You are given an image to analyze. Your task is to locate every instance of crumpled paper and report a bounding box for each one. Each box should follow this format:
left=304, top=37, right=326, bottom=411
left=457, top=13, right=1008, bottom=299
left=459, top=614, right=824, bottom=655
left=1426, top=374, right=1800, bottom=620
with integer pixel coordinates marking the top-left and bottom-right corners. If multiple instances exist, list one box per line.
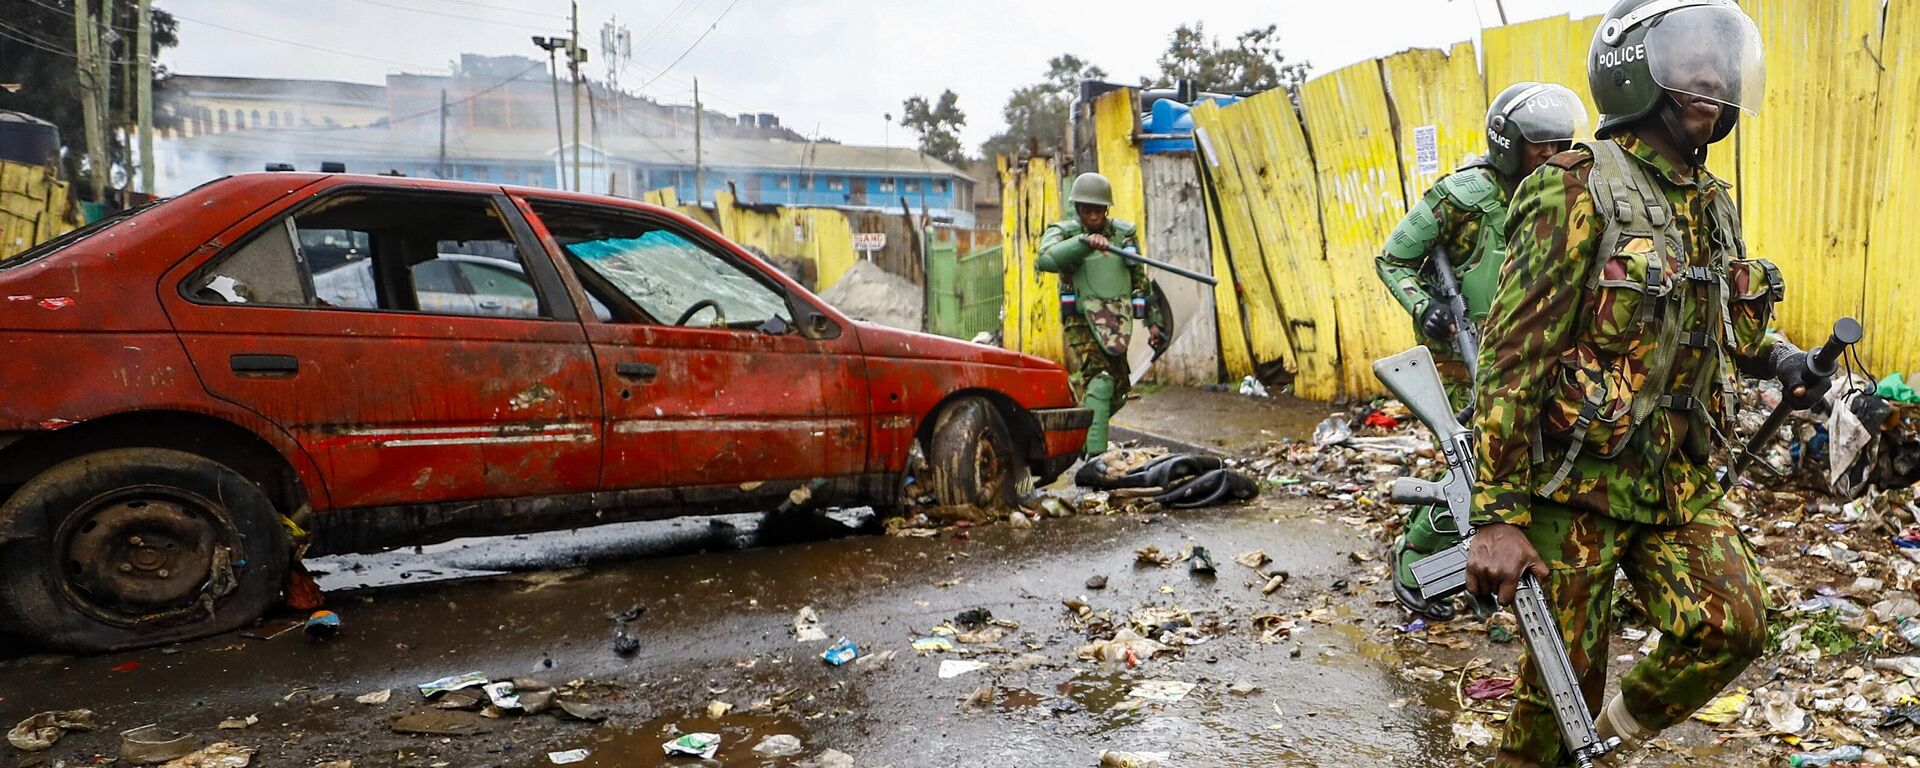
left=7, top=709, right=98, bottom=752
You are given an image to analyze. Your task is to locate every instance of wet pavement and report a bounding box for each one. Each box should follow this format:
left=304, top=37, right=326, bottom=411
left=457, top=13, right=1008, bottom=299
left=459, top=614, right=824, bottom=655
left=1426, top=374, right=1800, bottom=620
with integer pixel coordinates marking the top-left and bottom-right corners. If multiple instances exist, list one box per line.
left=0, top=387, right=1761, bottom=767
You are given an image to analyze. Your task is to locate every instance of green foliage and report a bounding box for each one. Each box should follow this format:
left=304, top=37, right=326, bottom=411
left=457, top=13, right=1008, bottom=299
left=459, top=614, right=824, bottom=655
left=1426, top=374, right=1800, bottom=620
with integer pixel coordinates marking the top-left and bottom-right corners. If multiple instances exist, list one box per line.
left=1144, top=22, right=1310, bottom=95
left=979, top=54, right=1106, bottom=160
left=900, top=89, right=968, bottom=167
left=1798, top=611, right=1858, bottom=657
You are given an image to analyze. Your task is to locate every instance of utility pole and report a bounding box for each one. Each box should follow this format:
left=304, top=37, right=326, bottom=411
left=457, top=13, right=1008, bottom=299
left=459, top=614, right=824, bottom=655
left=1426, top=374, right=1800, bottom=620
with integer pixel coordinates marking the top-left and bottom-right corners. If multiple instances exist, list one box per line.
left=693, top=77, right=703, bottom=207
left=137, top=0, right=154, bottom=194
left=569, top=1, right=581, bottom=194
left=73, top=0, right=106, bottom=202
left=1491, top=0, right=1509, bottom=25
left=533, top=36, right=567, bottom=190
left=437, top=89, right=449, bottom=179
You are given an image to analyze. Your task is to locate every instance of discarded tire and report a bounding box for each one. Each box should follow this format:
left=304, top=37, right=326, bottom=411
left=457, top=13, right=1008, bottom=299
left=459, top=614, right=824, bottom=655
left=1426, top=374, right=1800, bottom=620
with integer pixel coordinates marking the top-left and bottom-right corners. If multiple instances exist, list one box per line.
left=0, top=448, right=290, bottom=652
left=925, top=397, right=1025, bottom=509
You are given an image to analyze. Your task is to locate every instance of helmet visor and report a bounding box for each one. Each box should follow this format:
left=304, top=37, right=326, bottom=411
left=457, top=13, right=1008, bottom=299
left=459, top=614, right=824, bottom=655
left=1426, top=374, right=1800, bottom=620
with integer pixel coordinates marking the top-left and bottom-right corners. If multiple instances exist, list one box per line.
left=1508, top=84, right=1591, bottom=143
left=1645, top=4, right=1766, bottom=114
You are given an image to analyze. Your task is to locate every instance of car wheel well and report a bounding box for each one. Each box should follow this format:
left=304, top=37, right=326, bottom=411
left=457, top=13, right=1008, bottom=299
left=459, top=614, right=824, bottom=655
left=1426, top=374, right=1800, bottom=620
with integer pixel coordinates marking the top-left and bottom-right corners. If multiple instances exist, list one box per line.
left=917, top=389, right=1044, bottom=470
left=0, top=411, right=308, bottom=517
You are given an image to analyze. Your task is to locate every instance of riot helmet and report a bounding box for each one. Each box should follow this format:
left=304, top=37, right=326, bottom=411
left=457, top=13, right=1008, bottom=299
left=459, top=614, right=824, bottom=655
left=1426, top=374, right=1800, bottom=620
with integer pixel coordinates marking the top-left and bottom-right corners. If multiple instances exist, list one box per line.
left=1485, top=82, right=1590, bottom=177
left=1068, top=173, right=1115, bottom=208
left=1589, top=0, right=1765, bottom=144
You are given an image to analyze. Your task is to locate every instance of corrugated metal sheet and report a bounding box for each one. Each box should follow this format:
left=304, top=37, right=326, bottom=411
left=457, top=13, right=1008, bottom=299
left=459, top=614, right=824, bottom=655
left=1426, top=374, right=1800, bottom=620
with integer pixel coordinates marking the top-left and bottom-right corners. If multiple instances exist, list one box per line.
left=706, top=190, right=861, bottom=293
left=1188, top=99, right=1300, bottom=378
left=1204, top=173, right=1256, bottom=381
left=1480, top=14, right=1602, bottom=133
left=0, top=161, right=77, bottom=260
left=1238, top=90, right=1343, bottom=398
left=1381, top=43, right=1489, bottom=205
left=1302, top=60, right=1420, bottom=397
left=999, top=155, right=1065, bottom=362
left=1741, top=0, right=1883, bottom=360
left=1142, top=153, right=1220, bottom=386
left=1863, top=0, right=1917, bottom=372
left=1093, top=89, right=1147, bottom=231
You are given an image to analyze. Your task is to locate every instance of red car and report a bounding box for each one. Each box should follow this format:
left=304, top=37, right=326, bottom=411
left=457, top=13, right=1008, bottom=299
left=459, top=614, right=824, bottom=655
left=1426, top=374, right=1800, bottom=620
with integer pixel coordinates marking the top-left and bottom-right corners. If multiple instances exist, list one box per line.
left=0, top=173, right=1088, bottom=652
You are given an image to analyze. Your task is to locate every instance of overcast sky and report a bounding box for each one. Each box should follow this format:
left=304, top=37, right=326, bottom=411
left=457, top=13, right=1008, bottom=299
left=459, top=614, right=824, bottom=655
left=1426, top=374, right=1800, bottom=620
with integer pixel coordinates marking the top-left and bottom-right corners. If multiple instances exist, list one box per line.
left=156, top=0, right=1614, bottom=151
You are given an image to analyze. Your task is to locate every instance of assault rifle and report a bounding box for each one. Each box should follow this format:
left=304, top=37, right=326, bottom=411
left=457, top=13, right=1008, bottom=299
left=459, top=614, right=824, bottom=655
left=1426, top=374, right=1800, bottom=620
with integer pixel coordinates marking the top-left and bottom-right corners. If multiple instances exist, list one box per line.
left=1374, top=346, right=1617, bottom=768
left=1429, top=246, right=1480, bottom=382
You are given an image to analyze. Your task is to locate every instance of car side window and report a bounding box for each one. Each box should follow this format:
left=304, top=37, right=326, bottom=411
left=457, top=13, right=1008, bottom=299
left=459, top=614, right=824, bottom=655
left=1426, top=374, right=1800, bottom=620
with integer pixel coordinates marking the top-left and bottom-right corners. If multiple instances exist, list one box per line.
left=190, top=191, right=552, bottom=319
left=529, top=200, right=792, bottom=332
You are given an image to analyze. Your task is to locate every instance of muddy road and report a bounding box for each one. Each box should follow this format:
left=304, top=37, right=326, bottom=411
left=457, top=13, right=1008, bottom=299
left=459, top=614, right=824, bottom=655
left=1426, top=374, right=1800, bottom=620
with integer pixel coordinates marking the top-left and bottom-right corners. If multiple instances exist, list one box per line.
left=0, top=390, right=1761, bottom=767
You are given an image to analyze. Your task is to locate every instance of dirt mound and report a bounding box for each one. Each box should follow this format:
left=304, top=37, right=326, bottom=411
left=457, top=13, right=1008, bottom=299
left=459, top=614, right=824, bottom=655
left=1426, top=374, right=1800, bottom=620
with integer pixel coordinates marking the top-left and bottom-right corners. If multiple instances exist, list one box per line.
left=819, top=260, right=922, bottom=331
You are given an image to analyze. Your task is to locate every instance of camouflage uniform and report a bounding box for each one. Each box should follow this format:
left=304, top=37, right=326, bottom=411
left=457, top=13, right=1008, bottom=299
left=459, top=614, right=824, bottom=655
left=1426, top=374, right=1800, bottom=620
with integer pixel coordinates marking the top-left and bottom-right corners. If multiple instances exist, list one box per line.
left=1473, top=134, right=1779, bottom=766
left=1037, top=218, right=1155, bottom=454
left=1376, top=162, right=1512, bottom=412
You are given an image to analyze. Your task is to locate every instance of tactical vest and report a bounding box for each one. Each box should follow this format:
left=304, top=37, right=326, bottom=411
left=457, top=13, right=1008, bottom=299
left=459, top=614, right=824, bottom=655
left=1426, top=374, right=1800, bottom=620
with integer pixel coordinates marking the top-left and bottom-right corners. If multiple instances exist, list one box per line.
left=1434, top=163, right=1508, bottom=320
left=1535, top=139, right=1779, bottom=495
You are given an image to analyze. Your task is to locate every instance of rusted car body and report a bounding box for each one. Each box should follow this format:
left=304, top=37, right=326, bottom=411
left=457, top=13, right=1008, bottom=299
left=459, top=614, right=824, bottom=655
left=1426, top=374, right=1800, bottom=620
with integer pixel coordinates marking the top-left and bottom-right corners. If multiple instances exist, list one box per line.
left=0, top=173, right=1087, bottom=651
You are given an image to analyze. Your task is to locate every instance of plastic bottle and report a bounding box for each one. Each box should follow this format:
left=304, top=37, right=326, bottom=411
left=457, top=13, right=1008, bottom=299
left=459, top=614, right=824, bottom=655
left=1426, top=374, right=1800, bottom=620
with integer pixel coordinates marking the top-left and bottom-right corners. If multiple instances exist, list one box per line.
left=1787, top=745, right=1864, bottom=767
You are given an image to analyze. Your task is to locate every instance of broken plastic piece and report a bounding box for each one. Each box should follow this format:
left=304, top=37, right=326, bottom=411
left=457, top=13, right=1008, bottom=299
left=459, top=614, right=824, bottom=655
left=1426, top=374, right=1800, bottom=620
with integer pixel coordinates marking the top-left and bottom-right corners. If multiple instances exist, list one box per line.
left=662, top=732, right=721, bottom=759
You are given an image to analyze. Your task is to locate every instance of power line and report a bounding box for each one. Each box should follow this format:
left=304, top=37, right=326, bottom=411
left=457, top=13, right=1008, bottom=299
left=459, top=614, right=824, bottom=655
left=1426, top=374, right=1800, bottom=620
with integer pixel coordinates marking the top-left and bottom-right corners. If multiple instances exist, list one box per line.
left=635, top=0, right=743, bottom=91
left=631, top=0, right=707, bottom=51
left=339, top=0, right=564, bottom=32
left=169, top=13, right=444, bottom=69
left=19, top=0, right=138, bottom=34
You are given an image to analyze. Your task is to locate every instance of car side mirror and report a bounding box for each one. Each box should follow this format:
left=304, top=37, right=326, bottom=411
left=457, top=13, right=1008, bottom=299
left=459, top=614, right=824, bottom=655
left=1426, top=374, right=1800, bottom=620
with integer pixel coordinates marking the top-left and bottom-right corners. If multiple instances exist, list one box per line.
left=809, top=313, right=833, bottom=336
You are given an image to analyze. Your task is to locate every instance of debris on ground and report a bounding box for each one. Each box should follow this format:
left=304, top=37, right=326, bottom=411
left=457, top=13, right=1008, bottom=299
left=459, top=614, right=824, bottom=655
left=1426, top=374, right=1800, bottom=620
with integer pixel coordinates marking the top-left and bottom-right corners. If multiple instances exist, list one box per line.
left=937, top=660, right=989, bottom=678
left=8, top=709, right=97, bottom=752
left=1125, top=680, right=1196, bottom=704
left=355, top=689, right=391, bottom=705
left=662, top=732, right=722, bottom=759
left=1077, top=629, right=1171, bottom=665
left=1101, top=750, right=1170, bottom=767
left=304, top=609, right=342, bottom=641
left=216, top=714, right=258, bottom=730
left=159, top=742, right=255, bottom=768
left=821, top=637, right=860, bottom=665
left=547, top=748, right=590, bottom=764
left=121, top=724, right=198, bottom=764
left=1233, top=550, right=1270, bottom=569
left=1086, top=574, right=1109, bottom=590
left=418, top=672, right=489, bottom=698
left=1184, top=545, right=1217, bottom=574
left=793, top=606, right=829, bottom=642
left=818, top=260, right=923, bottom=331
left=752, top=734, right=804, bottom=758
left=612, top=628, right=640, bottom=656
left=389, top=710, right=487, bottom=736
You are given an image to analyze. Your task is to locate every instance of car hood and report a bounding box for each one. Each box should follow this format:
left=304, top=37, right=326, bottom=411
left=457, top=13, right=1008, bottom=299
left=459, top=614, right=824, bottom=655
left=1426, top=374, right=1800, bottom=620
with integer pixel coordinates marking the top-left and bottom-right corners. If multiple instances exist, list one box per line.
left=852, top=321, right=1059, bottom=369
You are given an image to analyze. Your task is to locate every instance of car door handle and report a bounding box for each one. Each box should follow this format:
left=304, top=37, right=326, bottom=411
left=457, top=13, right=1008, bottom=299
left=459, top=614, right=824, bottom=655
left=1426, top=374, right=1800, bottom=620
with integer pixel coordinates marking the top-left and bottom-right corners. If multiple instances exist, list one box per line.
left=230, top=354, right=299, bottom=376
left=615, top=362, right=658, bottom=381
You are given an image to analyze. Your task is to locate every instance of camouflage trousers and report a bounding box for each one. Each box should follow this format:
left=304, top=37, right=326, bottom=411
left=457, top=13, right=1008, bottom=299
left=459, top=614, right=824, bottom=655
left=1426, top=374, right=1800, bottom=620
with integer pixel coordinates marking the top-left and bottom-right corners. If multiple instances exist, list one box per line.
left=1064, top=311, right=1132, bottom=409
left=1495, top=497, right=1768, bottom=767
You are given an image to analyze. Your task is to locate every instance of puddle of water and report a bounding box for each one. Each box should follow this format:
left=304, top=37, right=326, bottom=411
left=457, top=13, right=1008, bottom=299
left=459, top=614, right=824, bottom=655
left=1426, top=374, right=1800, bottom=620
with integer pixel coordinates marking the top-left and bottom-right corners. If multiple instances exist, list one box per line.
left=572, top=711, right=812, bottom=767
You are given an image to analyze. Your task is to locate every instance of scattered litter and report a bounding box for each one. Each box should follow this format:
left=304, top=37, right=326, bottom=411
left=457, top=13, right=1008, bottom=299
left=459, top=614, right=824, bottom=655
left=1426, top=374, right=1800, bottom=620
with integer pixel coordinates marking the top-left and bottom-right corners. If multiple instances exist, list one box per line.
left=112, top=661, right=140, bottom=672
left=1692, top=688, right=1749, bottom=724
left=1078, top=629, right=1173, bottom=665
left=1465, top=677, right=1516, bottom=701
left=1239, top=375, right=1269, bottom=397
left=854, top=649, right=897, bottom=671
left=1788, top=745, right=1865, bottom=767
left=912, top=637, right=955, bottom=653
left=1086, top=574, right=1109, bottom=590
left=954, top=607, right=993, bottom=629
left=355, top=689, right=392, bottom=705
left=613, top=628, right=640, bottom=656
left=1101, top=750, right=1169, bottom=767
left=1185, top=545, right=1217, bottom=574
left=8, top=709, right=97, bottom=752
left=1759, top=687, right=1808, bottom=734
left=418, top=671, right=489, bottom=698
left=1126, top=680, right=1196, bottom=703
left=159, top=742, right=254, bottom=768
left=1451, top=715, right=1496, bottom=749
left=1229, top=681, right=1260, bottom=696
left=793, top=606, right=828, bottom=642
left=825, top=506, right=876, bottom=529
left=557, top=700, right=607, bottom=721
left=811, top=748, right=856, bottom=768
left=389, top=710, right=486, bottom=736
left=961, top=682, right=996, bottom=709
left=608, top=603, right=647, bottom=623
left=821, top=637, right=860, bottom=665
left=1875, top=657, right=1920, bottom=677
left=1401, top=666, right=1447, bottom=683
left=1134, top=545, right=1175, bottom=567
left=121, top=724, right=198, bottom=764
left=1233, top=550, right=1270, bottom=569
left=752, top=734, right=804, bottom=758
left=482, top=681, right=523, bottom=710
left=215, top=714, right=258, bottom=730
left=304, top=610, right=341, bottom=641
left=662, top=732, right=722, bottom=760
left=957, top=627, right=1007, bottom=644
left=548, top=749, right=590, bottom=765
left=938, top=660, right=989, bottom=679
left=1261, top=573, right=1289, bottom=595
left=706, top=700, right=733, bottom=718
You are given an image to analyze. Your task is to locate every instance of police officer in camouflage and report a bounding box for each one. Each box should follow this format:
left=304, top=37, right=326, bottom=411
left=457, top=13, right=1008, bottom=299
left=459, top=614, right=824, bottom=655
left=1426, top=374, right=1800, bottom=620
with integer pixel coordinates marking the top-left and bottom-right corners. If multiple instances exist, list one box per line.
left=1038, top=173, right=1165, bottom=456
left=1468, top=2, right=1830, bottom=765
left=1377, top=82, right=1588, bottom=620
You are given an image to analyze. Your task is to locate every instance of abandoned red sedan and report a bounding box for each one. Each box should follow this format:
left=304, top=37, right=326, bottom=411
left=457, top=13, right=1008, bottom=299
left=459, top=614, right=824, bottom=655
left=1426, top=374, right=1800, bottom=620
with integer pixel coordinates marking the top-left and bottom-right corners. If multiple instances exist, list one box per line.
left=0, top=173, right=1088, bottom=652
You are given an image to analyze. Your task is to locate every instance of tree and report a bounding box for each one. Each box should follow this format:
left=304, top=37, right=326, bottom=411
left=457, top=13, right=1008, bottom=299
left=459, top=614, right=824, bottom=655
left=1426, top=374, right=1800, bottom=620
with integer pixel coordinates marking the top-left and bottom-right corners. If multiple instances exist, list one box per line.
left=0, top=1, right=179, bottom=196
left=980, top=54, right=1105, bottom=160
left=1147, top=22, right=1310, bottom=95
left=899, top=89, right=968, bottom=167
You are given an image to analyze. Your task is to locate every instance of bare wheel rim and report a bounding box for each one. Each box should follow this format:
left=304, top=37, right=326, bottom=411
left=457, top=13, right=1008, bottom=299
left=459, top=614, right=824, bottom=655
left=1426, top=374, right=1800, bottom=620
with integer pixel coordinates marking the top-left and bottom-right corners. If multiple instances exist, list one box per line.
left=54, top=485, right=242, bottom=627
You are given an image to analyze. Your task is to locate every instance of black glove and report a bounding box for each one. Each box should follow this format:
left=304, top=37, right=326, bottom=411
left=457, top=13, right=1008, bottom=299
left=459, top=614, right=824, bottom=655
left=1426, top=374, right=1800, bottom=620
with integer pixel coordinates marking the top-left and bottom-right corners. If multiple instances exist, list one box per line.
left=1771, top=341, right=1834, bottom=411
left=1419, top=303, right=1458, bottom=343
